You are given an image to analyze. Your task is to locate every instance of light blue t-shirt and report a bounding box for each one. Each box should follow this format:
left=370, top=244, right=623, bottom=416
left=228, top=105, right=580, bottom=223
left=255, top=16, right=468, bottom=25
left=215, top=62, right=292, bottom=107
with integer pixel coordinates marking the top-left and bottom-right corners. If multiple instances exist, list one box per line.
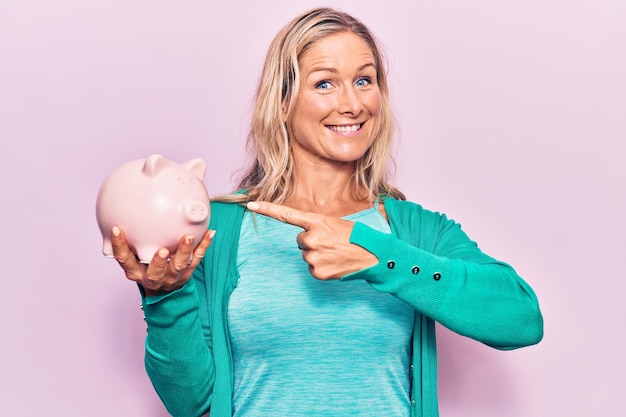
left=228, top=205, right=414, bottom=416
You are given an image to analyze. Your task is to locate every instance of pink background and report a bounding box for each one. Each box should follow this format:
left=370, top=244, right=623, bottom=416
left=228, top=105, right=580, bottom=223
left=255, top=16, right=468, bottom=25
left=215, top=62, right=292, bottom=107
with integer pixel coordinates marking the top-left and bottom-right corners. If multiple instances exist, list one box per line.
left=1, top=1, right=624, bottom=416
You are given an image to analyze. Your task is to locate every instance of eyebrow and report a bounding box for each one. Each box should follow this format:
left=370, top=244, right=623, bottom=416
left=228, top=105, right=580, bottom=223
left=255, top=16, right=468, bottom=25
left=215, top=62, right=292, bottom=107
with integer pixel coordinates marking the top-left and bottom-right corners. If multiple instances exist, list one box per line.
left=308, top=62, right=377, bottom=75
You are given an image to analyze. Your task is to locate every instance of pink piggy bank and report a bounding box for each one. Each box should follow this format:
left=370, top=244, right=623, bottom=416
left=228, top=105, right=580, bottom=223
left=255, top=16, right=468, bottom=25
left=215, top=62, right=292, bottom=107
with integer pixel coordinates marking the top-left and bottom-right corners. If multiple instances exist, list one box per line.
left=96, top=154, right=210, bottom=263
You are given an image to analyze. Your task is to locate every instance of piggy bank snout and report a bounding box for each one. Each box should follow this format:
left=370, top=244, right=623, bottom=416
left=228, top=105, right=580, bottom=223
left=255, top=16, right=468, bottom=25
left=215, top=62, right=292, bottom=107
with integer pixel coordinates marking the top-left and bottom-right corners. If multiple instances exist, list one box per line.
left=185, top=200, right=210, bottom=224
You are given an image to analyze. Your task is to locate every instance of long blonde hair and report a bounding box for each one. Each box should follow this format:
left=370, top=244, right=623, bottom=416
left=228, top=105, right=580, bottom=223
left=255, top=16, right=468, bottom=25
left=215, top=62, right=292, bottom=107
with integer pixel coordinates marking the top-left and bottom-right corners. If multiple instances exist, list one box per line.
left=230, top=7, right=404, bottom=202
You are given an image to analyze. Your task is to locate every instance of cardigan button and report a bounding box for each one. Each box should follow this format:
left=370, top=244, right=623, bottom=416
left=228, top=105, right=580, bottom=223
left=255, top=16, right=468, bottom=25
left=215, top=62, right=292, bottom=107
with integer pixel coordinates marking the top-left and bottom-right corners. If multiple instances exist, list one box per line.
left=411, top=399, right=416, bottom=407
left=387, top=261, right=395, bottom=269
left=412, top=266, right=420, bottom=275
left=433, top=272, right=441, bottom=281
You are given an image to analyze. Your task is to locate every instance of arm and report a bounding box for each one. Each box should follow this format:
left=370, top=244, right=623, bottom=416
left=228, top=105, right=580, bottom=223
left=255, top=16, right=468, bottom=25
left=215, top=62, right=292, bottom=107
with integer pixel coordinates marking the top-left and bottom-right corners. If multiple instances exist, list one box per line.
left=344, top=210, right=543, bottom=350
left=110, top=227, right=215, bottom=417
left=245, top=199, right=543, bottom=349
left=143, top=200, right=244, bottom=417
left=142, top=275, right=215, bottom=417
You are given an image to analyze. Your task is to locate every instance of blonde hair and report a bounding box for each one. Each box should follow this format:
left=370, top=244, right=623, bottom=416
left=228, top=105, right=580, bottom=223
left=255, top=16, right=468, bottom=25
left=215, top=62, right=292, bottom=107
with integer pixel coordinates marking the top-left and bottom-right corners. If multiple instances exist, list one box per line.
left=229, top=7, right=404, bottom=203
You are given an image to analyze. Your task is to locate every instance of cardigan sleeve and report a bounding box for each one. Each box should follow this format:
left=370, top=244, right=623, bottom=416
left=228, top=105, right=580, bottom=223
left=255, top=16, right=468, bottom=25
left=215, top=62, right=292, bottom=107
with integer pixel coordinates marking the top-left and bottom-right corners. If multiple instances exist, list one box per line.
left=342, top=206, right=543, bottom=350
left=141, top=266, right=214, bottom=417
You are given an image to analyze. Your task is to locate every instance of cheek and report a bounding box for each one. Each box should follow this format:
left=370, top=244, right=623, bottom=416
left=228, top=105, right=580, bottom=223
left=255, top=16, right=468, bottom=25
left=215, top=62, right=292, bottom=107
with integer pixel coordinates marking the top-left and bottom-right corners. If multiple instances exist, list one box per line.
left=308, top=95, right=335, bottom=117
left=296, top=93, right=334, bottom=117
left=366, top=91, right=382, bottom=115
left=362, top=91, right=382, bottom=138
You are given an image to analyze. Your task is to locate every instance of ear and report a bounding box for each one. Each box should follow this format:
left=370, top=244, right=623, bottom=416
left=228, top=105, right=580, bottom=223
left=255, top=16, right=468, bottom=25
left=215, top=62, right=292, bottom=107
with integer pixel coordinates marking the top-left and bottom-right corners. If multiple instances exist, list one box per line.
left=184, top=158, right=207, bottom=180
left=143, top=154, right=170, bottom=177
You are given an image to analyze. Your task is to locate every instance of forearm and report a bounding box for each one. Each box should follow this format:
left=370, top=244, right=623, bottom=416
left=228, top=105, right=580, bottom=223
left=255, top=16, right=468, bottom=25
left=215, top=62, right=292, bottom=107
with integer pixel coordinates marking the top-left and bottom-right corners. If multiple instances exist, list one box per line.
left=142, top=279, right=214, bottom=417
left=344, top=222, right=543, bottom=349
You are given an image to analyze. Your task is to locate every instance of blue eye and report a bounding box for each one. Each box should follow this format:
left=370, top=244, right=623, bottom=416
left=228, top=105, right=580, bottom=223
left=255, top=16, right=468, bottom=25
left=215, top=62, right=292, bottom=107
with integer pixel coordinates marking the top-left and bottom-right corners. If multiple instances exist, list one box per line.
left=315, top=80, right=332, bottom=90
left=355, top=77, right=371, bottom=87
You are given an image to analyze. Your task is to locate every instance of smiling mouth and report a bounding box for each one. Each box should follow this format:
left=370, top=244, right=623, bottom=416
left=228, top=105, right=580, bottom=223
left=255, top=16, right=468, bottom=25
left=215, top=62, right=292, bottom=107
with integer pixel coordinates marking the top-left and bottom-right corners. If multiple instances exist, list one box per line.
left=327, top=123, right=363, bottom=133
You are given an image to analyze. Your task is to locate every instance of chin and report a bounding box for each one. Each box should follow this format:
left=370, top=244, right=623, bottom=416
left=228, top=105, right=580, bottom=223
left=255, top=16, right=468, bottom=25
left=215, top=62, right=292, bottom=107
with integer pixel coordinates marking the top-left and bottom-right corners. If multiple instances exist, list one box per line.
left=329, top=149, right=369, bottom=163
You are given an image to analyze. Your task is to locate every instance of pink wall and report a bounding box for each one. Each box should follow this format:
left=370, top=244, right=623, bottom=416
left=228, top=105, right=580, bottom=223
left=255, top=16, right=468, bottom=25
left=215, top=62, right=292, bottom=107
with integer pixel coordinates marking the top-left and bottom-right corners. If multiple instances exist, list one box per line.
left=1, top=1, right=624, bottom=416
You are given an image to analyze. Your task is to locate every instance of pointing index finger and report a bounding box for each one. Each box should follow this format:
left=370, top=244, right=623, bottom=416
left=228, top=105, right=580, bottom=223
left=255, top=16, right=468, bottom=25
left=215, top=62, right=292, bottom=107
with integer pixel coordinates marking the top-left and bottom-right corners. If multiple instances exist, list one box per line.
left=247, top=201, right=314, bottom=230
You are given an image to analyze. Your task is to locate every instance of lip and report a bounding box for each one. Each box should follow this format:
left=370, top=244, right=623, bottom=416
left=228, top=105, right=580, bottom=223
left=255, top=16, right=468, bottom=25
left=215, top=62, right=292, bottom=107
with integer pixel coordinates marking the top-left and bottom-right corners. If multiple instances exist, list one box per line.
left=325, top=122, right=364, bottom=135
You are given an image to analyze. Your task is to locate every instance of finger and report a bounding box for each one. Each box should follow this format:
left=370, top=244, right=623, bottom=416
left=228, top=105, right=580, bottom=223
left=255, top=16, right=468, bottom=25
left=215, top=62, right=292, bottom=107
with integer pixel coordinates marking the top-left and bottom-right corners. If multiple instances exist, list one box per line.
left=143, top=247, right=170, bottom=287
left=189, top=229, right=215, bottom=266
left=169, top=234, right=197, bottom=274
left=110, top=226, right=143, bottom=278
left=183, top=230, right=215, bottom=277
left=296, top=231, right=308, bottom=250
left=247, top=201, right=315, bottom=230
left=168, top=229, right=215, bottom=278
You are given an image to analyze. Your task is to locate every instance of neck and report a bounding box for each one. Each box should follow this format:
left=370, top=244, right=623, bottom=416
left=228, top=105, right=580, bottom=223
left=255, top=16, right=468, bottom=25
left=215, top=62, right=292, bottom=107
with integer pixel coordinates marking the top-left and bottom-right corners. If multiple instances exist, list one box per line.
left=284, top=153, right=371, bottom=216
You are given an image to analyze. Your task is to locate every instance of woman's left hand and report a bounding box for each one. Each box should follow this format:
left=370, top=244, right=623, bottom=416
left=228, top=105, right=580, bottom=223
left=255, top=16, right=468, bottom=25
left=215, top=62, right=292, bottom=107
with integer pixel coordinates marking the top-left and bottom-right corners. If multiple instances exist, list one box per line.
left=246, top=201, right=378, bottom=280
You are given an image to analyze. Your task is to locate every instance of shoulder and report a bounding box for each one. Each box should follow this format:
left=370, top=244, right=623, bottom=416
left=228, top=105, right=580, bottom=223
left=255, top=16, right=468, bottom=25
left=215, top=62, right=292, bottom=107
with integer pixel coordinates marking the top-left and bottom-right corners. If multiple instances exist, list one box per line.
left=208, top=200, right=246, bottom=230
left=383, top=197, right=449, bottom=223
left=209, top=199, right=245, bottom=213
left=382, top=197, right=461, bottom=246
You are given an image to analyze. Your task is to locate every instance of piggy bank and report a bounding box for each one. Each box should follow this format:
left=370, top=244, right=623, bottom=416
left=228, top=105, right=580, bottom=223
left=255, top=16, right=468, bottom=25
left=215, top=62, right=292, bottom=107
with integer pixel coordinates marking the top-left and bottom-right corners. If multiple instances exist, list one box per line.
left=96, top=154, right=210, bottom=263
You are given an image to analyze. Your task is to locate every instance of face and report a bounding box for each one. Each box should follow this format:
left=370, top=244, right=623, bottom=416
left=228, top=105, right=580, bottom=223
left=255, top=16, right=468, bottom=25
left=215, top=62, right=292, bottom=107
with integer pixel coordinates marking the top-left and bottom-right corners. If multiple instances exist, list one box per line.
left=286, top=31, right=382, bottom=166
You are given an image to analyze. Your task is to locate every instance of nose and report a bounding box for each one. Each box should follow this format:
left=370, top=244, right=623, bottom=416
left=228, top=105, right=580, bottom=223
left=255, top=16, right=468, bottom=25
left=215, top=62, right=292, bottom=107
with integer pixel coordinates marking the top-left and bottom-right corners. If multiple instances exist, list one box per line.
left=185, top=200, right=210, bottom=224
left=337, top=84, right=363, bottom=116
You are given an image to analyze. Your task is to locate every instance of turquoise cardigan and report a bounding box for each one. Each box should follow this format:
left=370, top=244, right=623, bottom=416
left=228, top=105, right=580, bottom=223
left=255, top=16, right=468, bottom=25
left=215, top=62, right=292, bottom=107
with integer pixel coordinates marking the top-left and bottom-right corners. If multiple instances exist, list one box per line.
left=142, top=198, right=543, bottom=417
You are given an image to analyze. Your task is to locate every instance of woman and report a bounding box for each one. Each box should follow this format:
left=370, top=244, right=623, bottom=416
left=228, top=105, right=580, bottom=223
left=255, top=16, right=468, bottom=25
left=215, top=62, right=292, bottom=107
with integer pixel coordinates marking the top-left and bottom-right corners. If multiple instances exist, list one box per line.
left=112, top=7, right=543, bottom=417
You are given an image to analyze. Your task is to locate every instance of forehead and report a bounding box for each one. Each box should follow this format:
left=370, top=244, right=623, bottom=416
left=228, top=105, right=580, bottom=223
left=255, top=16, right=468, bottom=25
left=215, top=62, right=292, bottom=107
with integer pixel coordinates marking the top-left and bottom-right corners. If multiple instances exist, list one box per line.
left=299, top=31, right=376, bottom=71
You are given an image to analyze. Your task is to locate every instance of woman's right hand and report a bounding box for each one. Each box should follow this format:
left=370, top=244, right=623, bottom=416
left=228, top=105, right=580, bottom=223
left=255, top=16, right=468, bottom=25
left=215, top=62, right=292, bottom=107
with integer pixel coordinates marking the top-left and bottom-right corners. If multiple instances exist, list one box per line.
left=110, top=226, right=215, bottom=297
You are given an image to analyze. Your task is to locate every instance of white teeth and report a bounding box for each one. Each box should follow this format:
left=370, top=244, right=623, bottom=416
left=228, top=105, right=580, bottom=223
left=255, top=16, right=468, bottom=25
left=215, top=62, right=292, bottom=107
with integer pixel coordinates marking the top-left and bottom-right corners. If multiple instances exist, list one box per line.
left=328, top=124, right=361, bottom=133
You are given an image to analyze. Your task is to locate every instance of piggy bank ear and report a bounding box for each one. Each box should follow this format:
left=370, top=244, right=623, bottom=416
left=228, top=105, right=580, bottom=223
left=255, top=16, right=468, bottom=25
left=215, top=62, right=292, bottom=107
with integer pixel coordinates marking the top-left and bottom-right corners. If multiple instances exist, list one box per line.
left=143, top=154, right=170, bottom=177
left=184, top=158, right=207, bottom=180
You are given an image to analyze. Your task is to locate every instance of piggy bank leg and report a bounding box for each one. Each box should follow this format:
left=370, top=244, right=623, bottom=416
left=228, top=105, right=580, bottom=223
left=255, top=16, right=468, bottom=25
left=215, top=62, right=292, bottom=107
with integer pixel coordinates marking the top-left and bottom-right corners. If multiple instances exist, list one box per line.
left=136, top=246, right=161, bottom=264
left=102, top=238, right=114, bottom=258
